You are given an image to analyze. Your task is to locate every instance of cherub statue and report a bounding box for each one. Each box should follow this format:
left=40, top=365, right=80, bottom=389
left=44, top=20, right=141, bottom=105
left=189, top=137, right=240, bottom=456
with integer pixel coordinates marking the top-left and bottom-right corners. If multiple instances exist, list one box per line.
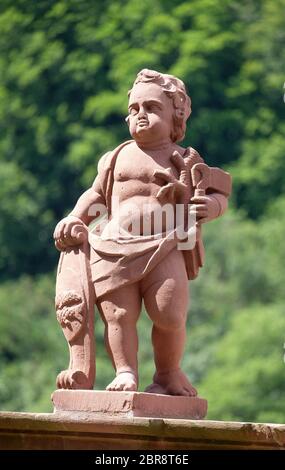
left=54, top=69, right=231, bottom=396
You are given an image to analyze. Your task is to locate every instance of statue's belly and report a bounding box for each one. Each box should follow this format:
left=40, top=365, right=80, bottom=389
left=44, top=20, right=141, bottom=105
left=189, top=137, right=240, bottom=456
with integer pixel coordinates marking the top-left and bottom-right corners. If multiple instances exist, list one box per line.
left=109, top=191, right=175, bottom=236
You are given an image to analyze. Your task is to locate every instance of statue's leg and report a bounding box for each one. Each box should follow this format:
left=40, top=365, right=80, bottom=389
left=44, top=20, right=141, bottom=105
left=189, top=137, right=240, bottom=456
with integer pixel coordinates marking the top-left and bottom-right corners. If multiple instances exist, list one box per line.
left=97, top=282, right=141, bottom=391
left=55, top=242, right=95, bottom=390
left=141, top=249, right=197, bottom=396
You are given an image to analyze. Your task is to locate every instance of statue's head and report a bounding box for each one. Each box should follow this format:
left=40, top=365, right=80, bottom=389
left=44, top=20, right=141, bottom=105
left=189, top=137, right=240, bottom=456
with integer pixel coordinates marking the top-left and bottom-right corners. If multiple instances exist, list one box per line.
left=126, top=69, right=191, bottom=144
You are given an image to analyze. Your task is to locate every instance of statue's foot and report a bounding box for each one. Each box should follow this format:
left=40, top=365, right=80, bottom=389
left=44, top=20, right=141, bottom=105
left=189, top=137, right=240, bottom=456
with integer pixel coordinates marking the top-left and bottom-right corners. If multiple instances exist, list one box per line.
left=145, top=368, right=197, bottom=397
left=56, top=369, right=93, bottom=390
left=106, top=372, right=138, bottom=392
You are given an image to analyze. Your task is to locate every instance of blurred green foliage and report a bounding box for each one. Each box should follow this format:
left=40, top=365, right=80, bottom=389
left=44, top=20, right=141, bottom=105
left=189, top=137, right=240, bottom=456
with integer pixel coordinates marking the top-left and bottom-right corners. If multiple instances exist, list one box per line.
left=0, top=0, right=284, bottom=423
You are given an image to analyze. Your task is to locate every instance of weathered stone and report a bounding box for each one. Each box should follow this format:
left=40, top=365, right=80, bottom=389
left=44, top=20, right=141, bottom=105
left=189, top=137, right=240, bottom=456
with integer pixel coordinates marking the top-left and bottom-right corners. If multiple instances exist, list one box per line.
left=52, top=390, right=207, bottom=419
left=0, top=412, right=284, bottom=450
left=53, top=69, right=232, bottom=415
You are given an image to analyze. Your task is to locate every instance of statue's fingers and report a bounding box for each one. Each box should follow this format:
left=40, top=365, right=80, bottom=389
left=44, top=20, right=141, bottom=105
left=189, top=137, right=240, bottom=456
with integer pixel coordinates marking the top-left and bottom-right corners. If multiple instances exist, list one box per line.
left=171, top=150, right=185, bottom=171
left=190, top=196, right=208, bottom=203
left=55, top=239, right=66, bottom=251
left=54, top=240, right=61, bottom=250
left=64, top=235, right=83, bottom=247
left=63, top=223, right=73, bottom=239
left=156, top=186, right=168, bottom=200
left=63, top=235, right=76, bottom=246
left=172, top=150, right=183, bottom=158
left=189, top=147, right=202, bottom=159
left=59, top=237, right=68, bottom=248
left=189, top=209, right=204, bottom=217
left=198, top=216, right=209, bottom=224
left=62, top=226, right=81, bottom=245
left=189, top=206, right=207, bottom=217
left=188, top=209, right=199, bottom=218
left=175, top=180, right=187, bottom=195
left=70, top=224, right=87, bottom=243
left=197, top=209, right=208, bottom=217
left=190, top=203, right=206, bottom=211
left=156, top=183, right=174, bottom=201
left=190, top=212, right=207, bottom=224
left=191, top=209, right=208, bottom=218
left=54, top=222, right=65, bottom=240
left=153, top=168, right=174, bottom=183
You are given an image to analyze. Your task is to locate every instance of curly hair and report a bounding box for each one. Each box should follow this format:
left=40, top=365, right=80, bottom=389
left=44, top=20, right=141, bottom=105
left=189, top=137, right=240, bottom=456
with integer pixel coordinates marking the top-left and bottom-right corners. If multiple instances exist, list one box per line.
left=128, top=69, right=192, bottom=143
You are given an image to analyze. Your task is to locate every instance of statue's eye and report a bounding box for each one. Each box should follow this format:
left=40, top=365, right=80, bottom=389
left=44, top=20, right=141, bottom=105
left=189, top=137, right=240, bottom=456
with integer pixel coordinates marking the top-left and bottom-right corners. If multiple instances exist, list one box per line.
left=147, top=103, right=160, bottom=112
left=129, top=107, right=138, bottom=116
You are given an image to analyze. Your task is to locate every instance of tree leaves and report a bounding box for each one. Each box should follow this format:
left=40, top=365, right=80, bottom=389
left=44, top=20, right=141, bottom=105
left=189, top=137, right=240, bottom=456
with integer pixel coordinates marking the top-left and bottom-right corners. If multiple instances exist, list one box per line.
left=0, top=0, right=285, bottom=421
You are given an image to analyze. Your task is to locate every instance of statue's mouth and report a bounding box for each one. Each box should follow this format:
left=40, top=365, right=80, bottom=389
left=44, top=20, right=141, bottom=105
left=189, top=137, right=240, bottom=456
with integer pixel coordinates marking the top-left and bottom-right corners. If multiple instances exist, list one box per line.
left=137, top=119, right=149, bottom=127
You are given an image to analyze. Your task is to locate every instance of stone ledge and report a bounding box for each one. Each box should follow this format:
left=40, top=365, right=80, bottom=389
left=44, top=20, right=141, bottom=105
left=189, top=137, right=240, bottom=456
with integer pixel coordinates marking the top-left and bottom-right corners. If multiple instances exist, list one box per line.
left=52, top=390, right=207, bottom=419
left=0, top=411, right=284, bottom=450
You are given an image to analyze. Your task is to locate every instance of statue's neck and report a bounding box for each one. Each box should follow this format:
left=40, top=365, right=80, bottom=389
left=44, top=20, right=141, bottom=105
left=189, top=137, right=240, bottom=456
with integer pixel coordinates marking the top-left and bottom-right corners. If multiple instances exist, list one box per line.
left=136, top=139, right=173, bottom=151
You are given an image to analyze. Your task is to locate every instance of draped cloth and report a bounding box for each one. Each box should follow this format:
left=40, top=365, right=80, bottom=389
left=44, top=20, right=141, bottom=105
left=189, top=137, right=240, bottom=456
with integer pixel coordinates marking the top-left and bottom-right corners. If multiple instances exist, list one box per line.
left=89, top=229, right=178, bottom=299
left=87, top=140, right=215, bottom=299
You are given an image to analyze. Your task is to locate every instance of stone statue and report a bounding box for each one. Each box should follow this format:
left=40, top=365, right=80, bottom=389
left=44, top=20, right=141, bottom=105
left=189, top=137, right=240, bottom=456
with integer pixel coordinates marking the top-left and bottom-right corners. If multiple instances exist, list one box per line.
left=53, top=69, right=231, bottom=399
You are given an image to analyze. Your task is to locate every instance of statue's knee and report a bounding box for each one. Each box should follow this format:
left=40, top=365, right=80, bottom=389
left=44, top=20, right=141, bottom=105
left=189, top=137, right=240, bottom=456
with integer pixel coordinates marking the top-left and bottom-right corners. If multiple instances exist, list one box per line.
left=113, top=307, right=128, bottom=322
left=154, top=309, right=187, bottom=331
left=104, top=306, right=129, bottom=325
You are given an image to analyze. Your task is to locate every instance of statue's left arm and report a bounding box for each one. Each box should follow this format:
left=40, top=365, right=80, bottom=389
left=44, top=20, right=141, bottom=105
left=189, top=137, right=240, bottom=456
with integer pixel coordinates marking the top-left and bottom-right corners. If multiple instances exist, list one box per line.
left=190, top=191, right=228, bottom=224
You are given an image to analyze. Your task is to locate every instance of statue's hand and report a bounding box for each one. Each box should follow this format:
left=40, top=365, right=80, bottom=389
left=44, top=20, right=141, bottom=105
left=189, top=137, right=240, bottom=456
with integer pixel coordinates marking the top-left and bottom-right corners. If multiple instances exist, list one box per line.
left=190, top=195, right=220, bottom=224
left=53, top=215, right=86, bottom=251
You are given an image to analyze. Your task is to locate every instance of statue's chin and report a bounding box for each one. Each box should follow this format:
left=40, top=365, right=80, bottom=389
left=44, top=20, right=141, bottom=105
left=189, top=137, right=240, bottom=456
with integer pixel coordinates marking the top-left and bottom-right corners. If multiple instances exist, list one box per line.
left=132, top=127, right=154, bottom=143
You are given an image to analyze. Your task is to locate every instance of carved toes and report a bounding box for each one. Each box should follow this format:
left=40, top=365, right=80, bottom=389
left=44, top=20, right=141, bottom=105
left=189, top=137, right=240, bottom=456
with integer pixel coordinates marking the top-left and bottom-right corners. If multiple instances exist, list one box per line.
left=56, top=369, right=92, bottom=390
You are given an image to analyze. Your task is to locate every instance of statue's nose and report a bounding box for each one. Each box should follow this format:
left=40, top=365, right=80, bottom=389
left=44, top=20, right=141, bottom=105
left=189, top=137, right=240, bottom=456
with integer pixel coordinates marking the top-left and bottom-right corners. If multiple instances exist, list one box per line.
left=138, top=107, right=147, bottom=117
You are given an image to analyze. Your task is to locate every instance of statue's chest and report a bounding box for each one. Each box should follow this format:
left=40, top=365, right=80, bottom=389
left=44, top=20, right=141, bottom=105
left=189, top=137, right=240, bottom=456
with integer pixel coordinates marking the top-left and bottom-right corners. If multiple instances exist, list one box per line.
left=113, top=148, right=178, bottom=183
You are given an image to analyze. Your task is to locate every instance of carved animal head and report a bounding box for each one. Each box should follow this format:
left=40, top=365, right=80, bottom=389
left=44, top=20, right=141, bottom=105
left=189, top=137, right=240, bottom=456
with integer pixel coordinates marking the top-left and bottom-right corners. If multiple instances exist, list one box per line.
left=55, top=290, right=84, bottom=329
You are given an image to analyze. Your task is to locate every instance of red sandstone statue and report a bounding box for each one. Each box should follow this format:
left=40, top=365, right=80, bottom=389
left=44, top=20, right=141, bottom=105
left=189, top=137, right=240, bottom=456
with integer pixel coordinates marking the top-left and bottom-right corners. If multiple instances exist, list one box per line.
left=53, top=69, right=231, bottom=396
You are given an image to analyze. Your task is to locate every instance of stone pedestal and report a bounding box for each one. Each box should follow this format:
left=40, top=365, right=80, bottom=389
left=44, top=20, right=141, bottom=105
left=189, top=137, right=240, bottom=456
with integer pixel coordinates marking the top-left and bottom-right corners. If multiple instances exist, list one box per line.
left=52, top=390, right=207, bottom=420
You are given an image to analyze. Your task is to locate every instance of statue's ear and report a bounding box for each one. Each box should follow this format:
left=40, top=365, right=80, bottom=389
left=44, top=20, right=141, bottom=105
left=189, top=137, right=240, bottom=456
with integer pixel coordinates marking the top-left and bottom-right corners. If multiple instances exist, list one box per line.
left=174, top=108, right=185, bottom=119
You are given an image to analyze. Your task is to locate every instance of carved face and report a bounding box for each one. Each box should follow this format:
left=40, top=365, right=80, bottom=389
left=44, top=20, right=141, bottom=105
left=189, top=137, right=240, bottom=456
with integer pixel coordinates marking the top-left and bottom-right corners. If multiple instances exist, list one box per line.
left=127, top=82, right=174, bottom=145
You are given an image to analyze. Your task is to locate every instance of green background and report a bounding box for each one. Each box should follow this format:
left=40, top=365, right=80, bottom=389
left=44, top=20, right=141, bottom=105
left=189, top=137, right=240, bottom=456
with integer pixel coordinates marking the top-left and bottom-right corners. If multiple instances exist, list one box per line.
left=0, top=0, right=285, bottom=422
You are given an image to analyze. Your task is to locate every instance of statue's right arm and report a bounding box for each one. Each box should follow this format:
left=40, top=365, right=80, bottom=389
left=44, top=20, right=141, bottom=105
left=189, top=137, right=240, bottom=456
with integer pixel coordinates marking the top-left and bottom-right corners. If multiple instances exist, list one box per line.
left=54, top=153, right=109, bottom=250
left=68, top=149, right=110, bottom=225
left=69, top=178, right=105, bottom=226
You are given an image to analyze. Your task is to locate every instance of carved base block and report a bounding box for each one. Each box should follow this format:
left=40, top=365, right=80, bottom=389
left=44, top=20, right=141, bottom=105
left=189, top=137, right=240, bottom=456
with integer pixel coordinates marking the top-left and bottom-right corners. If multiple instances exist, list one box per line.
left=52, top=390, right=207, bottom=420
